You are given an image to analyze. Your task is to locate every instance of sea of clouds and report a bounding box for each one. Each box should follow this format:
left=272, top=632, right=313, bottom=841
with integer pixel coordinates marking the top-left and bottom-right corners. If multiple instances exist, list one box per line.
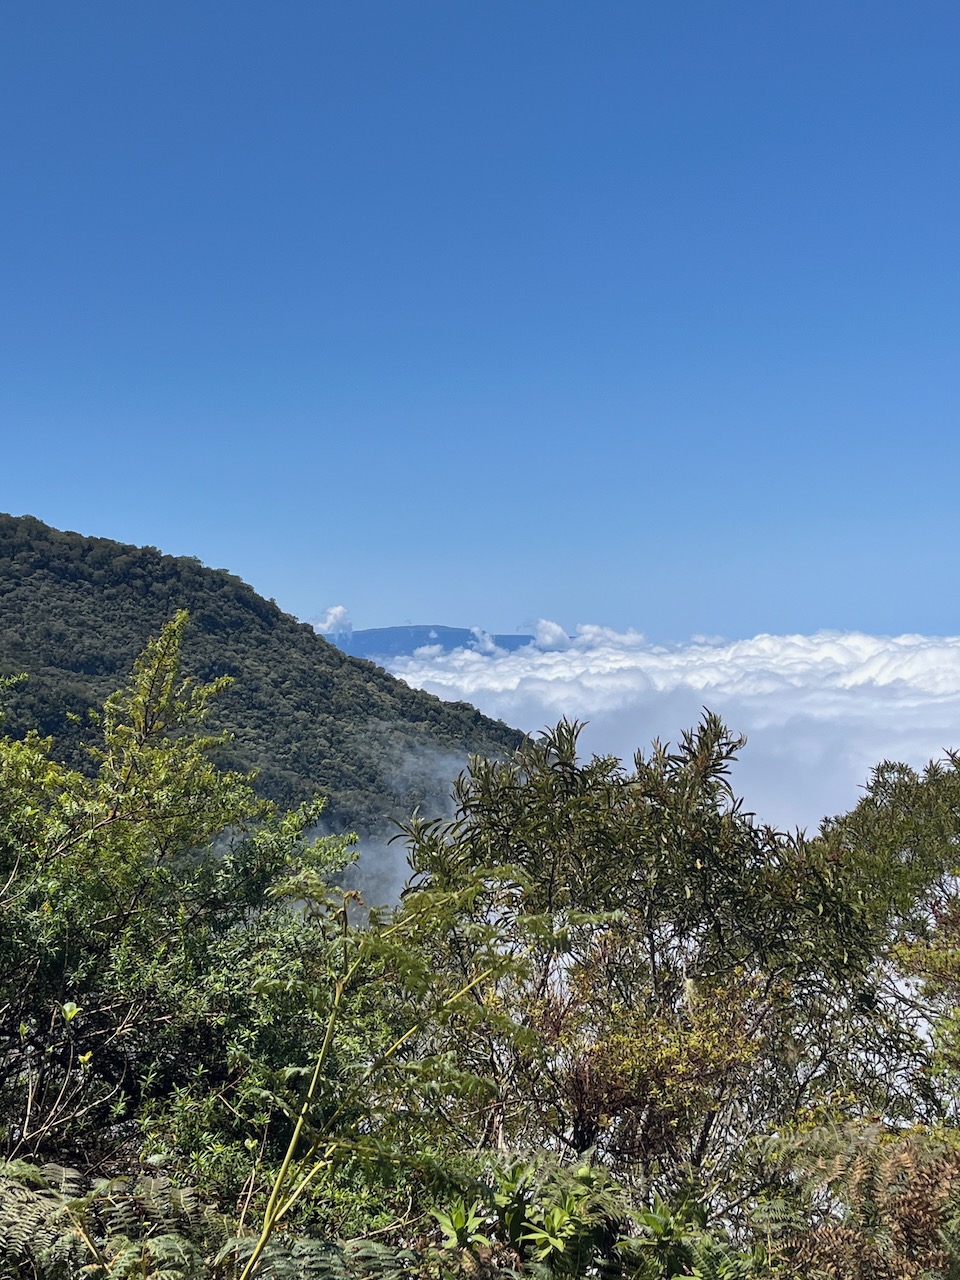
left=385, top=625, right=960, bottom=833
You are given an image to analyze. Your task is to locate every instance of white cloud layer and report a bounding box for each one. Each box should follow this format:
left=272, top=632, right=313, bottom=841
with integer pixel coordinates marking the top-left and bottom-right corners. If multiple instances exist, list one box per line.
left=388, top=626, right=960, bottom=833
left=312, top=604, right=352, bottom=636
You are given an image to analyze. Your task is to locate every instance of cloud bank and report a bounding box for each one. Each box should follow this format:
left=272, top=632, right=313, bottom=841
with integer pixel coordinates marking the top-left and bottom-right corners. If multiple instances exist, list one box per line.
left=312, top=604, right=352, bottom=638
left=388, top=626, right=960, bottom=833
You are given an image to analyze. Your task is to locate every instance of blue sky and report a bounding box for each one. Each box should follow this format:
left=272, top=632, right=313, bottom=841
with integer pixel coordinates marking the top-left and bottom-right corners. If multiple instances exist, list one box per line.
left=2, top=2, right=958, bottom=640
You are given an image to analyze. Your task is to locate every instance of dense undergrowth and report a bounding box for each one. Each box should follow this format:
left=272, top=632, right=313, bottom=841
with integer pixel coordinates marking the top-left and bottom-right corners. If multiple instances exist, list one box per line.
left=4, top=612, right=960, bottom=1278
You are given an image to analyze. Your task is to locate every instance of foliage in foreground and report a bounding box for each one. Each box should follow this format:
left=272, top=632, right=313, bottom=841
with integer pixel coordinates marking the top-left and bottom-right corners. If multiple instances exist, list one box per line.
left=4, top=612, right=960, bottom=1277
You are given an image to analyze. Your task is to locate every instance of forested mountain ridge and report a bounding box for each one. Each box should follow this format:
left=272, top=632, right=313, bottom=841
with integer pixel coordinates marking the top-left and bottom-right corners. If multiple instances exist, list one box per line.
left=0, top=513, right=523, bottom=833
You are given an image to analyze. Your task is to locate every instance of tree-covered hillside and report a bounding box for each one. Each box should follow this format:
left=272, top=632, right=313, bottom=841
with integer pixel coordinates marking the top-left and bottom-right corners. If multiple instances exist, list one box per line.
left=0, top=514, right=523, bottom=833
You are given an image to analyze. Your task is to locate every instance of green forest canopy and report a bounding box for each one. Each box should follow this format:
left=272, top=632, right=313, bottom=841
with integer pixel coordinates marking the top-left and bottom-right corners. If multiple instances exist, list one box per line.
left=0, top=513, right=523, bottom=835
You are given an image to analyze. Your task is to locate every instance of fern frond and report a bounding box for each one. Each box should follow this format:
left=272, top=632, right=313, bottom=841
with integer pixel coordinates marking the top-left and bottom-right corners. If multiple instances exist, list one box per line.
left=219, top=1234, right=426, bottom=1280
left=764, top=1123, right=960, bottom=1280
left=0, top=1162, right=85, bottom=1278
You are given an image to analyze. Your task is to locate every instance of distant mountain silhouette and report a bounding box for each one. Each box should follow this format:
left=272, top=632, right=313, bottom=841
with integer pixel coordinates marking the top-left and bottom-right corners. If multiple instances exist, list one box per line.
left=335, top=625, right=535, bottom=660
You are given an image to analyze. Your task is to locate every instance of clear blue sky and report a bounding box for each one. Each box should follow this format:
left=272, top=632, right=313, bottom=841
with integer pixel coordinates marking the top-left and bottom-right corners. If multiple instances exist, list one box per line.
left=2, top=2, right=957, bottom=640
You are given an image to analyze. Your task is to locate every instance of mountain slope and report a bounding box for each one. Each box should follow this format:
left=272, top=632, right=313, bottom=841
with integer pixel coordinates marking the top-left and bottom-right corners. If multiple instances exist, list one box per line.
left=0, top=514, right=523, bottom=834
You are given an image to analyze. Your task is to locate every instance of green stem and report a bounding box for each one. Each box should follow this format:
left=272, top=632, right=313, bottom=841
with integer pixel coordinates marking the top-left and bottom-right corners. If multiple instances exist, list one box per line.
left=238, top=900, right=495, bottom=1276
left=273, top=964, right=498, bottom=1225
left=238, top=912, right=366, bottom=1280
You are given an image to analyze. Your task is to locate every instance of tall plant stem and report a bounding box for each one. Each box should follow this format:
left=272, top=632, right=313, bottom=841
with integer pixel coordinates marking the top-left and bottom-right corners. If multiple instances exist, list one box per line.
left=274, top=964, right=497, bottom=1225
left=238, top=915, right=366, bottom=1280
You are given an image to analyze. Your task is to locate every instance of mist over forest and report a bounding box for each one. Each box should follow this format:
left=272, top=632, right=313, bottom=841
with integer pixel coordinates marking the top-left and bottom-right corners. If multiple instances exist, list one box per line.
left=322, top=619, right=960, bottom=835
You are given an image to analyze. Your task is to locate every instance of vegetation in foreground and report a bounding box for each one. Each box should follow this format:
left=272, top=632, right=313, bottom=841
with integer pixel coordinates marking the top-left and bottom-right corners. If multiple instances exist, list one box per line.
left=4, top=614, right=960, bottom=1277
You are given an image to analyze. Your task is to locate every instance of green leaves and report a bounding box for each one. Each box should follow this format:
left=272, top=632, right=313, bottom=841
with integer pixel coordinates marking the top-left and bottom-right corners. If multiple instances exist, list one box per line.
left=397, top=713, right=947, bottom=1232
left=431, top=1197, right=491, bottom=1250
left=0, top=613, right=362, bottom=1189
left=5, top=606, right=960, bottom=1278
left=427, top=1156, right=628, bottom=1278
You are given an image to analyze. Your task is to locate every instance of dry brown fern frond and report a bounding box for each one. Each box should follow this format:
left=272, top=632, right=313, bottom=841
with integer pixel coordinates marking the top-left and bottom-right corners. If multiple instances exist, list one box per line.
left=766, top=1123, right=960, bottom=1280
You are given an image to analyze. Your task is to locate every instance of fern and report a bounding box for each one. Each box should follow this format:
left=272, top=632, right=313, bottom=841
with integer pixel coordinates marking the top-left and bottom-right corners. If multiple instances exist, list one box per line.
left=0, top=1162, right=237, bottom=1280
left=88, top=1231, right=205, bottom=1280
left=762, top=1122, right=960, bottom=1279
left=0, top=1160, right=565, bottom=1280
left=0, top=1160, right=86, bottom=1279
left=219, top=1235, right=425, bottom=1280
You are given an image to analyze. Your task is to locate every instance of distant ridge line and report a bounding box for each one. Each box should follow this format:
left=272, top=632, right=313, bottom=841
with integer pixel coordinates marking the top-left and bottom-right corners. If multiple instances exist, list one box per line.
left=331, top=624, right=535, bottom=661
